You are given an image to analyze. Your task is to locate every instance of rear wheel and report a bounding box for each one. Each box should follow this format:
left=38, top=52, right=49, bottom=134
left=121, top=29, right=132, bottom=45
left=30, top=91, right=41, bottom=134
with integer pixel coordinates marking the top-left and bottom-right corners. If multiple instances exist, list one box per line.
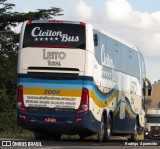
left=130, top=124, right=138, bottom=141
left=98, top=117, right=106, bottom=142
left=79, top=134, right=89, bottom=140
left=106, top=115, right=112, bottom=142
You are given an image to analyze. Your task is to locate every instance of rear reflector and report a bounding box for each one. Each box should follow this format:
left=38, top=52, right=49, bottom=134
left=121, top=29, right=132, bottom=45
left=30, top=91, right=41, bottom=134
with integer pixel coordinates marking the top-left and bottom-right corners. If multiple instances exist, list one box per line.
left=76, top=118, right=83, bottom=122
left=20, top=115, right=27, bottom=120
left=17, top=85, right=27, bottom=112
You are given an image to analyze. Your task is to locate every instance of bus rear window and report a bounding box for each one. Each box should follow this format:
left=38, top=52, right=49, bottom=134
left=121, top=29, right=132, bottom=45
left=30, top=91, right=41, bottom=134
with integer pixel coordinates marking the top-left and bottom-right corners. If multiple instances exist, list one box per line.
left=23, top=23, right=86, bottom=49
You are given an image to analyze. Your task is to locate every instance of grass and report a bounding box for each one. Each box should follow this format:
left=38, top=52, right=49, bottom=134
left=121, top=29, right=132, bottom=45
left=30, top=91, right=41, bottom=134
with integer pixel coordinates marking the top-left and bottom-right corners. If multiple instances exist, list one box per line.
left=0, top=130, right=33, bottom=138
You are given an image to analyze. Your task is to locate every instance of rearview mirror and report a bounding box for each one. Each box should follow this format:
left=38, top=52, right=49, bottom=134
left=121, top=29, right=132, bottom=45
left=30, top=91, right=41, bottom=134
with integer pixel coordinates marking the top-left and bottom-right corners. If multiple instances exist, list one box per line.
left=94, top=34, right=98, bottom=46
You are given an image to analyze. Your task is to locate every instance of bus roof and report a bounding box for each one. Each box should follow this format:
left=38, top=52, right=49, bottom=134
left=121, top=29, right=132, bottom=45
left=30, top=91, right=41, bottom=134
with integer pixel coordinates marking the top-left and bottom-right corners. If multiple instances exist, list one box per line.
left=90, top=24, right=138, bottom=52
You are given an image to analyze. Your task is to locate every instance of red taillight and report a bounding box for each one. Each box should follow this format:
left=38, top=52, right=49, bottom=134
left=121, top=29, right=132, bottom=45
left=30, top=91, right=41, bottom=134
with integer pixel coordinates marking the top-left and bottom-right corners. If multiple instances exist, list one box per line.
left=26, top=20, right=32, bottom=24
left=80, top=22, right=86, bottom=26
left=76, top=88, right=89, bottom=114
left=17, top=85, right=27, bottom=112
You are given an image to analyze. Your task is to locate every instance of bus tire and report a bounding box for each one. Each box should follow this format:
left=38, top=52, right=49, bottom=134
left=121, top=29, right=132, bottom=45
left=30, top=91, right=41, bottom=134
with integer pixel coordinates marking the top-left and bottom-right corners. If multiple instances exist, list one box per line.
left=51, top=134, right=61, bottom=141
left=106, top=114, right=112, bottom=142
left=79, top=134, right=88, bottom=140
left=130, top=124, right=138, bottom=141
left=34, top=131, right=50, bottom=140
left=98, top=117, right=106, bottom=142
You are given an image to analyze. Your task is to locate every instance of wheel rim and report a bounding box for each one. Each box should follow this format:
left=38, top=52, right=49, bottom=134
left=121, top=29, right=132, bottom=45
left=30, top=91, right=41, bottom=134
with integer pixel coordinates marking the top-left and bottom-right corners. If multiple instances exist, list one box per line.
left=131, top=124, right=138, bottom=140
left=107, top=120, right=111, bottom=139
left=99, top=121, right=105, bottom=141
left=134, top=124, right=138, bottom=135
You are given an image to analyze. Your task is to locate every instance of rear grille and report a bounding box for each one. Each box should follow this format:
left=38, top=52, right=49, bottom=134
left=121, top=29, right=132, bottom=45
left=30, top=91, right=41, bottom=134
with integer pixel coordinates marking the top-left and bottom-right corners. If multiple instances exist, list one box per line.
left=150, top=126, right=160, bottom=138
left=151, top=126, right=160, bottom=131
left=26, top=67, right=80, bottom=80
left=28, top=67, right=79, bottom=71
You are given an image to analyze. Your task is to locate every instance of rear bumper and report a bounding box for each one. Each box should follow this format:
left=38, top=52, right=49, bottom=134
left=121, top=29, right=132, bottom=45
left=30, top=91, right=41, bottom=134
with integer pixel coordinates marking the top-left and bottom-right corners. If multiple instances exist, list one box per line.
left=17, top=110, right=100, bottom=135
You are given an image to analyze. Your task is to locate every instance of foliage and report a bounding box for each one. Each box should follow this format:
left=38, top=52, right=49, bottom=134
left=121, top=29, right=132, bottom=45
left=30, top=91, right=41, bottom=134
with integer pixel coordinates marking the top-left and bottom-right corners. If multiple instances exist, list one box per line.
left=0, top=0, right=63, bottom=135
left=0, top=0, right=63, bottom=31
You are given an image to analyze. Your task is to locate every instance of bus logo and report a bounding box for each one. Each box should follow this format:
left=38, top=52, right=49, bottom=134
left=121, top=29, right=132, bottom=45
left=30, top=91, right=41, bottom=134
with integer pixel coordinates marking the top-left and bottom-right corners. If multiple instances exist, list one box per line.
left=43, top=49, right=66, bottom=60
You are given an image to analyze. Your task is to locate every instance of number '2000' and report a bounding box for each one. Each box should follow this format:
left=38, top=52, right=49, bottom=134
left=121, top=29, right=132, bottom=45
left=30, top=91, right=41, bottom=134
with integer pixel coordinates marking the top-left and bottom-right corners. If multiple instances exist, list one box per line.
left=44, top=90, right=60, bottom=94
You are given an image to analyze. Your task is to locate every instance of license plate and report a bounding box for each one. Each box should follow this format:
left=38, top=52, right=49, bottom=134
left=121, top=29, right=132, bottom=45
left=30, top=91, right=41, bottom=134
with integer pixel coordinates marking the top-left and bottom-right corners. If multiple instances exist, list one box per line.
left=44, top=117, right=57, bottom=122
left=153, top=134, right=158, bottom=137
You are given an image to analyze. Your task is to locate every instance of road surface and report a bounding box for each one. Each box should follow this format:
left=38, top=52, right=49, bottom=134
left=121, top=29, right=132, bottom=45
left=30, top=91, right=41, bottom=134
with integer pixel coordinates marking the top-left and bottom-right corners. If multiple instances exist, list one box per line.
left=0, top=137, right=160, bottom=149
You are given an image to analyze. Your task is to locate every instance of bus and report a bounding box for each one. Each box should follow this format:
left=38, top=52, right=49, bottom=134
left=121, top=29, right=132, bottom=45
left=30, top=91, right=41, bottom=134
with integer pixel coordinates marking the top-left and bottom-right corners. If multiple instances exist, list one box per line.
left=144, top=109, right=160, bottom=139
left=17, top=20, right=151, bottom=141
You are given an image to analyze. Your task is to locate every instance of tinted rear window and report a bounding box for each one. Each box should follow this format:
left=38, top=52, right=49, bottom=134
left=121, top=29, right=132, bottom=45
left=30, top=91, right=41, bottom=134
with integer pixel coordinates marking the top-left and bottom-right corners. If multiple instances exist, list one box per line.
left=23, top=23, right=86, bottom=49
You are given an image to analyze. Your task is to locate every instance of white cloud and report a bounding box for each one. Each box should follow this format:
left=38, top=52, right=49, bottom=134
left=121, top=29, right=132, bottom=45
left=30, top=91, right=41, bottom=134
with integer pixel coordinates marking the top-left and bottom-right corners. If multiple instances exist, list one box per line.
left=11, top=24, right=21, bottom=33
left=69, top=0, right=160, bottom=82
left=105, top=0, right=133, bottom=22
left=104, top=0, right=160, bottom=60
left=22, top=7, right=30, bottom=13
left=76, top=1, right=93, bottom=21
left=66, top=0, right=160, bottom=61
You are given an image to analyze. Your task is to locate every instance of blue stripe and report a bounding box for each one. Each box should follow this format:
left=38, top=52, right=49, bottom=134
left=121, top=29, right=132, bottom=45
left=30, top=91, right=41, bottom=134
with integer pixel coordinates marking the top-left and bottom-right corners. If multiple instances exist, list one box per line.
left=114, top=98, right=137, bottom=117
left=92, top=85, right=118, bottom=102
left=125, top=98, right=137, bottom=116
left=18, top=78, right=93, bottom=85
left=22, top=83, right=83, bottom=89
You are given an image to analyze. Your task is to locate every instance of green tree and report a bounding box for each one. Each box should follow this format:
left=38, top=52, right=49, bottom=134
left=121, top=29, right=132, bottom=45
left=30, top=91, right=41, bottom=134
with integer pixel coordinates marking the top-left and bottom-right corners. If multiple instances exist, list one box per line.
left=0, top=0, right=63, bottom=135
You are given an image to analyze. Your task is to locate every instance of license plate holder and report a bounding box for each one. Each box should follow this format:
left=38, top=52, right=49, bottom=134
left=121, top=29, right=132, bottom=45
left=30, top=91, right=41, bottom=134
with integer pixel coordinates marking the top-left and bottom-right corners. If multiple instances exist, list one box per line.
left=44, top=117, right=57, bottom=122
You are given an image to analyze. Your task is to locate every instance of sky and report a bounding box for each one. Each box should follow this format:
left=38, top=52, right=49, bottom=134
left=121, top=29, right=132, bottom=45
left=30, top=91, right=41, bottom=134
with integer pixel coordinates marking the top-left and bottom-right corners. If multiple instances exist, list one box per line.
left=8, top=0, right=160, bottom=83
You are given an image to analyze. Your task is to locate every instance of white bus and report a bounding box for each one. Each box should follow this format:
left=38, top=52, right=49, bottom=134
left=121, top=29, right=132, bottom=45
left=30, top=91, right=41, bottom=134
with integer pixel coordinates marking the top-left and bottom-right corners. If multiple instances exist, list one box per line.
left=17, top=20, right=151, bottom=141
left=144, top=109, right=160, bottom=139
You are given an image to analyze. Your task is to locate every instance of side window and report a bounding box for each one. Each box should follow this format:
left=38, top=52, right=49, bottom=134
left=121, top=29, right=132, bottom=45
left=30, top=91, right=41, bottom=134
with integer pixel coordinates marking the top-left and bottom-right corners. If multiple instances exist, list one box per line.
left=106, top=37, right=114, bottom=66
left=100, top=33, right=107, bottom=65
left=139, top=53, right=146, bottom=78
left=93, top=30, right=108, bottom=65
left=134, top=51, right=140, bottom=78
left=128, top=49, right=134, bottom=75
left=127, top=48, right=140, bottom=78
left=113, top=42, right=121, bottom=70
left=120, top=45, right=128, bottom=73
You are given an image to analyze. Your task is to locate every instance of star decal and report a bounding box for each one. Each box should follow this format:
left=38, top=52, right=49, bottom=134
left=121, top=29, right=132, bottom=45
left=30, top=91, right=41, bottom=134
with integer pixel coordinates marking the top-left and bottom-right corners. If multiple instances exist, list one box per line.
left=35, top=37, right=38, bottom=41
left=45, top=37, right=48, bottom=41
left=50, top=37, right=53, bottom=41
left=55, top=37, right=59, bottom=41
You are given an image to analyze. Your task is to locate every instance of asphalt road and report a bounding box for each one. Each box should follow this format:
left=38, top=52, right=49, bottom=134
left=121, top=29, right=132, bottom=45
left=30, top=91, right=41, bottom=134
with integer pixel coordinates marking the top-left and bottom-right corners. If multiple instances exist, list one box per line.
left=0, top=137, right=160, bottom=149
